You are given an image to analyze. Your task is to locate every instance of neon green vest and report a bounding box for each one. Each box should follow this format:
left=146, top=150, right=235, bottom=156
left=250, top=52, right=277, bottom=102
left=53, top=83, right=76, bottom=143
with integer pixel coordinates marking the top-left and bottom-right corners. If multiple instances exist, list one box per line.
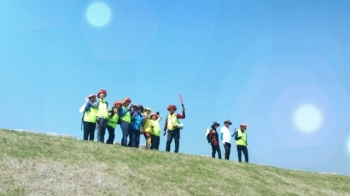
left=151, top=120, right=161, bottom=136
left=167, top=113, right=179, bottom=131
left=236, top=130, right=247, bottom=146
left=97, top=99, right=109, bottom=119
left=107, top=109, right=119, bottom=129
left=120, top=106, right=131, bottom=123
left=83, top=107, right=98, bottom=123
left=143, top=113, right=152, bottom=133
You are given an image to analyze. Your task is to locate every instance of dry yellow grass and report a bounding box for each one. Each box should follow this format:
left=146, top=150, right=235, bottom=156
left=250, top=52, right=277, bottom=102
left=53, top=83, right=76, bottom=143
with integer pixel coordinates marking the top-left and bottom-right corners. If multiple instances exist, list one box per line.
left=0, top=158, right=128, bottom=196
left=0, top=129, right=350, bottom=196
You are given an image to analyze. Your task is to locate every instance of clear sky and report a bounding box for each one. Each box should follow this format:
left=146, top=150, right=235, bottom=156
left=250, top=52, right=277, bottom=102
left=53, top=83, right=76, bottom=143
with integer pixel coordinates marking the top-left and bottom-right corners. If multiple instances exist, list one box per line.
left=1, top=0, right=350, bottom=176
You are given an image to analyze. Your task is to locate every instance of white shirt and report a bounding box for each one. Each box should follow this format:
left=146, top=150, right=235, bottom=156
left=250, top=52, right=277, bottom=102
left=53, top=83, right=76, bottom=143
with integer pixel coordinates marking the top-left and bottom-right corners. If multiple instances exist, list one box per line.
left=220, top=126, right=232, bottom=144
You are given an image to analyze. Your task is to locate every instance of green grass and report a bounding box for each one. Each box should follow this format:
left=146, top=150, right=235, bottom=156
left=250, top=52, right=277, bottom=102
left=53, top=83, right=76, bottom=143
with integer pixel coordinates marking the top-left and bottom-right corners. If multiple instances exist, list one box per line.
left=0, top=129, right=350, bottom=196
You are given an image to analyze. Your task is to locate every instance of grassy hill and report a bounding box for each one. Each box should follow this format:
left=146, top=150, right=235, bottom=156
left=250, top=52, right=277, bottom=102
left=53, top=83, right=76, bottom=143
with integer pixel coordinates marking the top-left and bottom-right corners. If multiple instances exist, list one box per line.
left=0, top=129, right=349, bottom=196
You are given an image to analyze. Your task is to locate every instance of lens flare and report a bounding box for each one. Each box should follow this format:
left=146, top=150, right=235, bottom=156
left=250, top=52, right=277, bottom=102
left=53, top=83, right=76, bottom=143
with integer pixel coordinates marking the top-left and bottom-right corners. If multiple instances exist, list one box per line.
left=86, top=2, right=112, bottom=27
left=294, top=104, right=323, bottom=134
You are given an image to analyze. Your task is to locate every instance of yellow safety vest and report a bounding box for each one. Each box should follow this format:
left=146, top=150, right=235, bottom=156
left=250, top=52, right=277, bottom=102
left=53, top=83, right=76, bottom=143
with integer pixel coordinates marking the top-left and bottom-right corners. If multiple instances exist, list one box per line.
left=236, top=130, right=247, bottom=146
left=119, top=106, right=131, bottom=123
left=151, top=120, right=161, bottom=136
left=83, top=107, right=98, bottom=123
left=107, top=109, right=119, bottom=129
left=143, top=113, right=152, bottom=133
left=167, top=113, right=179, bottom=131
left=97, top=99, right=109, bottom=119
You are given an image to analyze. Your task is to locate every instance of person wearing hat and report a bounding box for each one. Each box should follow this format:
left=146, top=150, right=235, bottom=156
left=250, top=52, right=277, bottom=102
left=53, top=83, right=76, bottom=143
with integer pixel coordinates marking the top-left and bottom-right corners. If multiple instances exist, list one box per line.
left=209, top=122, right=222, bottom=159
left=79, top=94, right=98, bottom=141
left=142, top=107, right=152, bottom=149
left=128, top=103, right=138, bottom=147
left=235, top=123, right=249, bottom=162
left=96, top=89, right=109, bottom=143
left=131, top=105, right=146, bottom=148
left=220, top=120, right=236, bottom=160
left=150, top=112, right=162, bottom=150
left=118, top=97, right=132, bottom=147
left=106, top=100, right=122, bottom=144
left=129, top=104, right=138, bottom=116
left=163, top=104, right=185, bottom=153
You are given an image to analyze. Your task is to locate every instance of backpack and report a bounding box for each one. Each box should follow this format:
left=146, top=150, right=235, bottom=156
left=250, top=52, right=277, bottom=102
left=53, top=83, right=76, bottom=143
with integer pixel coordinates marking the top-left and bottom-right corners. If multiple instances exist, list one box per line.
left=205, top=127, right=212, bottom=144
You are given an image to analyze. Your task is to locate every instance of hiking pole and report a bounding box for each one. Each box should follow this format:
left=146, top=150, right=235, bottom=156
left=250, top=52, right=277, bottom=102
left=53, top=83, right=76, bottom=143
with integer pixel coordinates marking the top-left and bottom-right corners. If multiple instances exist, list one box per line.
left=179, top=94, right=185, bottom=109
left=178, top=94, right=185, bottom=130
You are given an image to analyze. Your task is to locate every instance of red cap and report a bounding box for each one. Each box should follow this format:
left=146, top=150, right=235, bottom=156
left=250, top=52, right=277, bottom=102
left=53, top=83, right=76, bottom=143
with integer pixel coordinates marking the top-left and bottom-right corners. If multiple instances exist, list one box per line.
left=122, top=97, right=131, bottom=104
left=113, top=101, right=122, bottom=107
left=167, top=104, right=177, bottom=111
left=97, top=89, right=107, bottom=98
left=240, top=123, right=247, bottom=128
left=150, top=113, right=159, bottom=120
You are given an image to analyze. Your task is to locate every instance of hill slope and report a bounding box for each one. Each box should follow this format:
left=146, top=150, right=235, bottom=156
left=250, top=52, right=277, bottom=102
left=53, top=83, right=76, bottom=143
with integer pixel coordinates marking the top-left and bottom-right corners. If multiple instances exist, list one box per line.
left=0, top=129, right=349, bottom=196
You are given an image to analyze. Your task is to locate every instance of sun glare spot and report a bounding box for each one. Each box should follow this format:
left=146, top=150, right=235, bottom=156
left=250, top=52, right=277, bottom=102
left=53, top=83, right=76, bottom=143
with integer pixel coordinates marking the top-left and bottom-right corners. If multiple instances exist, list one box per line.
left=293, top=104, right=323, bottom=134
left=86, top=2, right=112, bottom=27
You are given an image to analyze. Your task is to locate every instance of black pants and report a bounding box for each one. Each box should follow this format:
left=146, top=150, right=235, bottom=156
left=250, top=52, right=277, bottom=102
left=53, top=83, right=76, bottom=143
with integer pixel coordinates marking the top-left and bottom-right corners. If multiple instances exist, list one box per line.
left=106, top=125, right=115, bottom=144
left=224, top=142, right=231, bottom=160
left=131, top=129, right=141, bottom=148
left=97, top=118, right=107, bottom=143
left=151, top=134, right=160, bottom=150
left=211, top=144, right=222, bottom=159
left=127, top=127, right=133, bottom=147
left=237, top=145, right=249, bottom=162
left=83, top=121, right=96, bottom=141
left=166, top=129, right=180, bottom=153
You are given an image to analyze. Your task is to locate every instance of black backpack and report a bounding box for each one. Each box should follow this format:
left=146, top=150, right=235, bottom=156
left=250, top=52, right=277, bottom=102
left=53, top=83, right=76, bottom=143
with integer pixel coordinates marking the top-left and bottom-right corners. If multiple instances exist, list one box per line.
left=206, top=128, right=212, bottom=144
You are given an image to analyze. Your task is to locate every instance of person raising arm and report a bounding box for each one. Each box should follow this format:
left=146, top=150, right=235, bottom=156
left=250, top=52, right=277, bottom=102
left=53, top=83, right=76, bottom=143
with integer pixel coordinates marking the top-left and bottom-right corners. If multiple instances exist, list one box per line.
left=163, top=104, right=185, bottom=153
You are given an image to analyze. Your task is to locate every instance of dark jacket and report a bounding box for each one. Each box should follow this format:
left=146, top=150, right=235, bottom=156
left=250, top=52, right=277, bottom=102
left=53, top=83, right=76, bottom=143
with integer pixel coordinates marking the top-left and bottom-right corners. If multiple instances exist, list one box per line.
left=209, top=127, right=219, bottom=146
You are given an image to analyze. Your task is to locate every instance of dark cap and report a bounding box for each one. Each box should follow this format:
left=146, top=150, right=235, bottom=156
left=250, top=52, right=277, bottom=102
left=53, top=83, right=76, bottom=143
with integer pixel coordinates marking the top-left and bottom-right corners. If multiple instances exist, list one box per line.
left=212, top=122, right=220, bottom=127
left=223, top=120, right=232, bottom=125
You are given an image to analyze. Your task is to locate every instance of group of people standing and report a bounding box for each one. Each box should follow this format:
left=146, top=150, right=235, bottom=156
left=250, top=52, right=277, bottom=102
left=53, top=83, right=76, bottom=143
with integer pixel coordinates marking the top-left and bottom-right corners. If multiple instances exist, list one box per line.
left=207, top=120, right=249, bottom=162
left=80, top=89, right=186, bottom=152
left=80, top=89, right=248, bottom=162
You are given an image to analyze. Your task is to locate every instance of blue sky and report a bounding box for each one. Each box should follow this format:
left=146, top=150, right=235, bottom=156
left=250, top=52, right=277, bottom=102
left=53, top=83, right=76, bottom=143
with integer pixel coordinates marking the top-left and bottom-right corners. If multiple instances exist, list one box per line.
left=1, top=0, right=350, bottom=176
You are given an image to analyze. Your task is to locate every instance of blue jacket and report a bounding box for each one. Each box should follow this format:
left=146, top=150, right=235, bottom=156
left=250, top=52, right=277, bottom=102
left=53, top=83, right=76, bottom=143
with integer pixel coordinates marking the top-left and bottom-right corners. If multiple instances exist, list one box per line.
left=132, top=112, right=145, bottom=131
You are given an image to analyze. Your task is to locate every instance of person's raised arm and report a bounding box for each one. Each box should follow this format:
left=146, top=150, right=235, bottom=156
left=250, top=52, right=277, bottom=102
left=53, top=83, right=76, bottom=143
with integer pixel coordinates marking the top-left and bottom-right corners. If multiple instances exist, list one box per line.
left=235, top=130, right=242, bottom=140
left=177, top=110, right=186, bottom=119
left=231, top=131, right=236, bottom=138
